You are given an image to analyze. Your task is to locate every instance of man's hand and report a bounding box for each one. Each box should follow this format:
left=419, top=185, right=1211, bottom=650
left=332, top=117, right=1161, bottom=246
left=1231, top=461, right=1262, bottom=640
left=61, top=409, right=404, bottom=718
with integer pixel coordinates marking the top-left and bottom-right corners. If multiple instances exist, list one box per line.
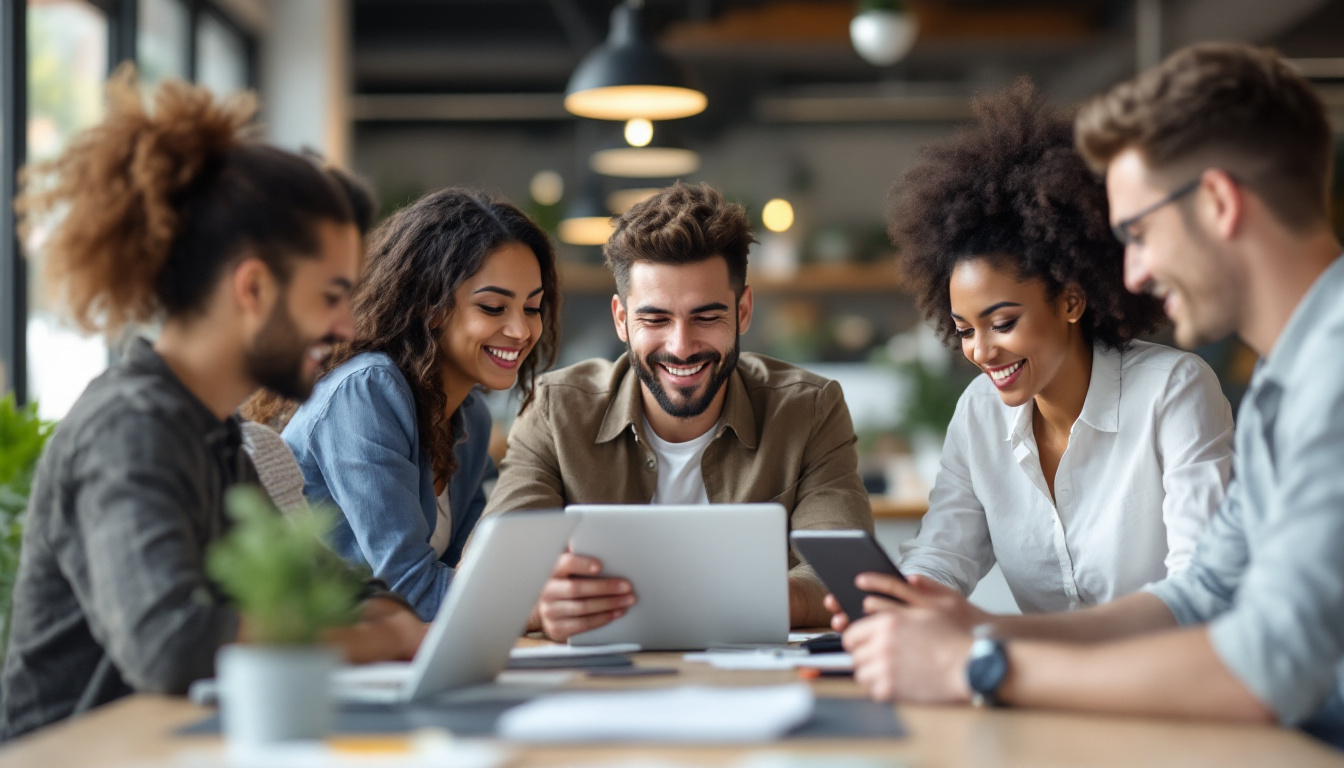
left=843, top=604, right=974, bottom=703
left=324, top=597, right=428, bottom=664
left=527, top=552, right=635, bottom=641
left=825, top=572, right=991, bottom=633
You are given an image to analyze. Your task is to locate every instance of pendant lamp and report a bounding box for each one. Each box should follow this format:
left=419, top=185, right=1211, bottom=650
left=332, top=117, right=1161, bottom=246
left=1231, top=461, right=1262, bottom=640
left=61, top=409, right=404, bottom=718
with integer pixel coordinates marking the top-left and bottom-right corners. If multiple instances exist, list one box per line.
left=564, top=0, right=707, bottom=121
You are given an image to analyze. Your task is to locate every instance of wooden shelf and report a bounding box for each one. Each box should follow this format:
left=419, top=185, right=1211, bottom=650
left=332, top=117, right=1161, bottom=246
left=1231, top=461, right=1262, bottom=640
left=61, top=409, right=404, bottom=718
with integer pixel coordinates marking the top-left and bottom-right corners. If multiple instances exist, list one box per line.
left=558, top=261, right=901, bottom=296
left=870, top=496, right=928, bottom=519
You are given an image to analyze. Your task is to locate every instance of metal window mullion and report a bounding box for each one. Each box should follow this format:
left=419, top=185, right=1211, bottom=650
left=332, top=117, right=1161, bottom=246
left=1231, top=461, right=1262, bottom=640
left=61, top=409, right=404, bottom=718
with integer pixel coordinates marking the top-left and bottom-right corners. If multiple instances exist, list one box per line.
left=1, top=0, right=27, bottom=402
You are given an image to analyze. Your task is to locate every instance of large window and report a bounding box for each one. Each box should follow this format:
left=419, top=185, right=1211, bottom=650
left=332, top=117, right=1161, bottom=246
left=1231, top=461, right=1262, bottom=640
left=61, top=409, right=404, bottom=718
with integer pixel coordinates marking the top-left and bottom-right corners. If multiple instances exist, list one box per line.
left=136, top=0, right=189, bottom=89
left=2, top=0, right=255, bottom=415
left=25, top=0, right=109, bottom=420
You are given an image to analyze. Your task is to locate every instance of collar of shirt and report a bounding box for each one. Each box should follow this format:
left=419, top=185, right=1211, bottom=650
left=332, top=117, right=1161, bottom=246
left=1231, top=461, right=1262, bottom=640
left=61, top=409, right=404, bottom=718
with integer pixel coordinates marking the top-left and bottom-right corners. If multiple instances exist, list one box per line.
left=1250, top=253, right=1344, bottom=401
left=595, top=353, right=759, bottom=450
left=122, top=335, right=241, bottom=451
left=1002, top=342, right=1122, bottom=446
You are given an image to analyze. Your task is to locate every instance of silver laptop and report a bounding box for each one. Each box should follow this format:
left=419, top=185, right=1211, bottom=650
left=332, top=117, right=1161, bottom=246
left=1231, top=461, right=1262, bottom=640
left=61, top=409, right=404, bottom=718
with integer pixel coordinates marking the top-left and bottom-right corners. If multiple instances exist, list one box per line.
left=564, top=503, right=789, bottom=651
left=332, top=509, right=576, bottom=703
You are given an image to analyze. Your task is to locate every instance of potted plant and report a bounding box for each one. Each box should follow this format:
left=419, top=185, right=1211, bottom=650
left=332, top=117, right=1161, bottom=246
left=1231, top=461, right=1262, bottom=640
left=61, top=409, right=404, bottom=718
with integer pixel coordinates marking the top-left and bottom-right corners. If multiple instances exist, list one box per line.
left=0, top=394, right=54, bottom=663
left=206, top=485, right=367, bottom=749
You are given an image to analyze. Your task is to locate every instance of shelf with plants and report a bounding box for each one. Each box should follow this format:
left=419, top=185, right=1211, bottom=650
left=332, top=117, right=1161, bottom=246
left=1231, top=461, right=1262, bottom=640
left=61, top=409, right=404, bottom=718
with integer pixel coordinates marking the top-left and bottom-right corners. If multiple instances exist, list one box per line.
left=558, top=260, right=903, bottom=296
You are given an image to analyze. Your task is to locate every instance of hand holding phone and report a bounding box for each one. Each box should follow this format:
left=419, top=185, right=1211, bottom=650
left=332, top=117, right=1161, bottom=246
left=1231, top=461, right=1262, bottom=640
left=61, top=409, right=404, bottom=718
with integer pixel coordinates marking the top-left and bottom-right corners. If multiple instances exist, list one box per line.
left=790, top=530, right=906, bottom=619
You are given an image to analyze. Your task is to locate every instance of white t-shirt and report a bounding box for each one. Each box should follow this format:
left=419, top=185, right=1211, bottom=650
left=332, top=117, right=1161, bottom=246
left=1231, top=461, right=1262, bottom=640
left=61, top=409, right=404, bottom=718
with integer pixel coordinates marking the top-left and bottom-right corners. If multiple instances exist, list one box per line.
left=643, top=416, right=716, bottom=505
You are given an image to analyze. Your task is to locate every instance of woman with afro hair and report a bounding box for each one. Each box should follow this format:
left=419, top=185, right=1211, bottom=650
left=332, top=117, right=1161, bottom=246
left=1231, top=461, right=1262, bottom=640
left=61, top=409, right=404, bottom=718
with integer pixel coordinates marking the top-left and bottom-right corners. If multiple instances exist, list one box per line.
left=886, top=80, right=1235, bottom=613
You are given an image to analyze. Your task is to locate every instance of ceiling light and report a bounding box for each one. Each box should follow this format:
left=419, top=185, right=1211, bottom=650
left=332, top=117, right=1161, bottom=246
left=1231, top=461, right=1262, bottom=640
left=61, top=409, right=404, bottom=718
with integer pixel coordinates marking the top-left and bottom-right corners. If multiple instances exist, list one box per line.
left=565, top=0, right=707, bottom=121
left=529, top=170, right=565, bottom=206
left=558, top=183, right=615, bottom=245
left=850, top=1, right=918, bottom=67
left=624, top=118, right=654, bottom=147
left=607, top=187, right=662, bottom=215
left=591, top=147, right=700, bottom=178
left=762, top=199, right=795, bottom=233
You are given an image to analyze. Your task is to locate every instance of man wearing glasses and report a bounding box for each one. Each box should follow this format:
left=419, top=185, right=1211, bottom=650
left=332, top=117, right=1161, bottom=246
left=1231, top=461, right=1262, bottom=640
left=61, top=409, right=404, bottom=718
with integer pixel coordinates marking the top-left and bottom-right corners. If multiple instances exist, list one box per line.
left=835, top=42, right=1344, bottom=748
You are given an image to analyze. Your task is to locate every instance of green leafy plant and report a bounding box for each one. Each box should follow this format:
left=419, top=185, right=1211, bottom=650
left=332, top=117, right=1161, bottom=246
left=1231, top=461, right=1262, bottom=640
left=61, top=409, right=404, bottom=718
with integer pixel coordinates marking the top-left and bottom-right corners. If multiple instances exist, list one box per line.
left=896, top=359, right=977, bottom=438
left=206, top=486, right=366, bottom=645
left=0, top=394, right=55, bottom=658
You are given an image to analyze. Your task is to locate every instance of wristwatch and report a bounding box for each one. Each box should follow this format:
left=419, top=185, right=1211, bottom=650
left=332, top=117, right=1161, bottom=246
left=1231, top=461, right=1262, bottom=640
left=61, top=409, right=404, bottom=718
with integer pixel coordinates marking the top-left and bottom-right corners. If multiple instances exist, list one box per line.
left=965, top=624, right=1009, bottom=708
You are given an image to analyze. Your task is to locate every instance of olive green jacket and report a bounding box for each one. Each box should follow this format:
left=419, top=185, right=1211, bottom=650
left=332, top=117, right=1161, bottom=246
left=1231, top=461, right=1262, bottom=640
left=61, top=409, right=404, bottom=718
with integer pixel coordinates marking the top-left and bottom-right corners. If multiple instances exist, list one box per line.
left=482, top=352, right=874, bottom=587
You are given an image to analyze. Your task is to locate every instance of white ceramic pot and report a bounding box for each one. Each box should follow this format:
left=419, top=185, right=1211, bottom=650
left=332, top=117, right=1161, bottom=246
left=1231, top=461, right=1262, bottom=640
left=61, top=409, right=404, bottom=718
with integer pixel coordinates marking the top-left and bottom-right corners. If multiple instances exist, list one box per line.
left=216, top=644, right=337, bottom=749
left=850, top=10, right=919, bottom=67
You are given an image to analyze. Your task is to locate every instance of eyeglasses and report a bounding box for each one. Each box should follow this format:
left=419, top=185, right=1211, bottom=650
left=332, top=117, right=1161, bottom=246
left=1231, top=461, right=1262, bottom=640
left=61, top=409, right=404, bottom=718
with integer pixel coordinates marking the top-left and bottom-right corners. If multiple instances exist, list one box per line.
left=1111, top=177, right=1201, bottom=246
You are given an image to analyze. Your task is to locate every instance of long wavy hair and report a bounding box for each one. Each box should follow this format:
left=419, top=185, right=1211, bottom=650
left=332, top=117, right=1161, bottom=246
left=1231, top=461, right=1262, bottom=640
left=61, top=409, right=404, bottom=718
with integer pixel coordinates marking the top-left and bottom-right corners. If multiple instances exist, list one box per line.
left=246, top=188, right=560, bottom=485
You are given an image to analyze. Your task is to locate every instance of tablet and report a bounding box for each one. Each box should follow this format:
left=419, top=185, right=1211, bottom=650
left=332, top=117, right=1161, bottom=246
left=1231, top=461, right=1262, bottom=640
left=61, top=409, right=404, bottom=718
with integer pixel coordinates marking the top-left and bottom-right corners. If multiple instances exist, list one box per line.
left=790, top=529, right=905, bottom=619
left=565, top=503, right=789, bottom=651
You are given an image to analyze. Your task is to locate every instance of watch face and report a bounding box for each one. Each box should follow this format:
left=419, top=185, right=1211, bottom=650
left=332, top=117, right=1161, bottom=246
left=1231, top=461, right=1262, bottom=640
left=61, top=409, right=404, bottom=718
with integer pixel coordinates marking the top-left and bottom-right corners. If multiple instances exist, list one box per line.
left=967, top=639, right=1008, bottom=697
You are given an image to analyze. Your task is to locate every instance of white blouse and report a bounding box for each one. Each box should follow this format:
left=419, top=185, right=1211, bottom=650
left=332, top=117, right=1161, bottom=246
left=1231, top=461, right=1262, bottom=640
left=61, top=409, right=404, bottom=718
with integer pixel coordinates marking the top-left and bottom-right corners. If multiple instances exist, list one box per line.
left=899, top=340, right=1234, bottom=613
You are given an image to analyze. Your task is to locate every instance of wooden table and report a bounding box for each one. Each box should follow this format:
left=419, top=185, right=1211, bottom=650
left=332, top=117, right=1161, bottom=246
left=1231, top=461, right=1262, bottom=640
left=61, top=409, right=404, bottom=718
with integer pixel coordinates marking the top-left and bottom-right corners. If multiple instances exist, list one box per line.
left=2, top=647, right=1340, bottom=768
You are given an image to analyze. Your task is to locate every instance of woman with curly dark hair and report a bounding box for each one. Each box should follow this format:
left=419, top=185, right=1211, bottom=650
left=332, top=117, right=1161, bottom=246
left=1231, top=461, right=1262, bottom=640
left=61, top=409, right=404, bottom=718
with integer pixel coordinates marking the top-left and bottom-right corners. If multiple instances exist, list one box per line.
left=884, top=80, right=1235, bottom=613
left=246, top=188, right=559, bottom=621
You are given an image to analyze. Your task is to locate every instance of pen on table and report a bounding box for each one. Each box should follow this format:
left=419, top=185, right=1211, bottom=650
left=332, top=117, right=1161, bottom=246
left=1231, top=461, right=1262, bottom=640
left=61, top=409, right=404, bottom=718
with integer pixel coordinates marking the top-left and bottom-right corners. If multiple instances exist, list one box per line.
left=797, top=667, right=854, bottom=679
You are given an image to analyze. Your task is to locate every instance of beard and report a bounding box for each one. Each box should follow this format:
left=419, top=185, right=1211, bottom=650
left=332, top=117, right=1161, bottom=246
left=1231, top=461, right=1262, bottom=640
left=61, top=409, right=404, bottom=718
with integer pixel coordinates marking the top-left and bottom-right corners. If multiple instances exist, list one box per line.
left=244, top=298, right=326, bottom=401
left=629, top=332, right=740, bottom=420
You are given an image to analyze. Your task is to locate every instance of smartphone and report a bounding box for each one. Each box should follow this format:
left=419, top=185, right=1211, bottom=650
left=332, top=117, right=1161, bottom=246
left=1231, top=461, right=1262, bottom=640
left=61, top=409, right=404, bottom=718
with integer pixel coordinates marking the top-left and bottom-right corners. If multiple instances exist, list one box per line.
left=790, top=530, right=906, bottom=619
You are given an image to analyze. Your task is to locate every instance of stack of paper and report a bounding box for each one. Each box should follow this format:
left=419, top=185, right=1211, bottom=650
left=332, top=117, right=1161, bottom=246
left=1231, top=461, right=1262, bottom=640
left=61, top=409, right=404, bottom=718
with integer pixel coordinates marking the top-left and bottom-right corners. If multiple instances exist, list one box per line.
left=495, top=684, right=816, bottom=743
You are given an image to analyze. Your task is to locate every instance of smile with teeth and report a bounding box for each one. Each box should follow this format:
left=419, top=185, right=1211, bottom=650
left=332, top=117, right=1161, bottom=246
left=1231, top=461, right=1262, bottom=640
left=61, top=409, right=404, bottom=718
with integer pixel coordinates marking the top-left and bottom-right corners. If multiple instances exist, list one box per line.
left=486, top=346, right=520, bottom=362
left=307, top=345, right=330, bottom=362
left=661, top=362, right=706, bottom=377
left=989, top=360, right=1024, bottom=382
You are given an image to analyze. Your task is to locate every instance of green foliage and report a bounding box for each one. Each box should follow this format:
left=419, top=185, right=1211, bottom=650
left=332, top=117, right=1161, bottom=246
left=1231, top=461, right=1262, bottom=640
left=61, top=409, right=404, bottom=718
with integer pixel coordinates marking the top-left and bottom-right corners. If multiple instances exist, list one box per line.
left=0, top=395, right=55, bottom=658
left=207, top=487, right=366, bottom=646
left=896, top=359, right=977, bottom=438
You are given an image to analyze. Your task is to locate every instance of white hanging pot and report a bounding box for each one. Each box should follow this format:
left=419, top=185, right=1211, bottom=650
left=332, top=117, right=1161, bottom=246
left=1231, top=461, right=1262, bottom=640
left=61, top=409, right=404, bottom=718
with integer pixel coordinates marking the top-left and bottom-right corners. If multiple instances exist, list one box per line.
left=216, top=644, right=338, bottom=750
left=850, top=9, right=919, bottom=67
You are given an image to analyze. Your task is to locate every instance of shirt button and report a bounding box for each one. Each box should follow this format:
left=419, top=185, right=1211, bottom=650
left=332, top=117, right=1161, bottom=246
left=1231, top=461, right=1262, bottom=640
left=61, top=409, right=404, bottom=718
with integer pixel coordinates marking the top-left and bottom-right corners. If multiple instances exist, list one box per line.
left=646, top=457, right=656, bottom=470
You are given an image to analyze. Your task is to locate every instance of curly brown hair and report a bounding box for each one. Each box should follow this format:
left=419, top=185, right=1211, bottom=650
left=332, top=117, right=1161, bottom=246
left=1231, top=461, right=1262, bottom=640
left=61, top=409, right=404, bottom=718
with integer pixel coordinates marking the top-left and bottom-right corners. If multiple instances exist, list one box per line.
left=17, top=64, right=353, bottom=333
left=888, top=78, right=1164, bottom=350
left=245, top=188, right=560, bottom=485
left=604, top=182, right=755, bottom=300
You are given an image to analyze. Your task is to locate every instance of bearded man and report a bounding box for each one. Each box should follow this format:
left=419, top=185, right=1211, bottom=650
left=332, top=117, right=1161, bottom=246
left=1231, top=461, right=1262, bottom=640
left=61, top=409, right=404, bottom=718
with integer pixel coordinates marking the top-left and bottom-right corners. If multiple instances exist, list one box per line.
left=481, top=182, right=873, bottom=640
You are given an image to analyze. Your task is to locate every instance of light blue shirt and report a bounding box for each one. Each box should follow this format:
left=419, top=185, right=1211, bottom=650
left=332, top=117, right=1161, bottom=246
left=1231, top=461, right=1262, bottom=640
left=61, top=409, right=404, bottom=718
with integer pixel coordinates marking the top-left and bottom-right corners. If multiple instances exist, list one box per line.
left=283, top=352, right=494, bottom=621
left=1147, top=254, right=1344, bottom=741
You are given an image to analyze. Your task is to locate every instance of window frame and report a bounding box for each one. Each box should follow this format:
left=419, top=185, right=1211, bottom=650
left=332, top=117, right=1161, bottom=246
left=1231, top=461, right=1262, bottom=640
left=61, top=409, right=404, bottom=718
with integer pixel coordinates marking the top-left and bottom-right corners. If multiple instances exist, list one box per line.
left=0, top=0, right=257, bottom=405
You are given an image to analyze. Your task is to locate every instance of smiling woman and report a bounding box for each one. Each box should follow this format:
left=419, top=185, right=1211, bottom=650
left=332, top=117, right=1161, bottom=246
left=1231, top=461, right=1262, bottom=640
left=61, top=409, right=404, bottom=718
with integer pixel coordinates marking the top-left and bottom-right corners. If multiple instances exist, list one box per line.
left=883, top=79, right=1237, bottom=614
left=245, top=189, right=559, bottom=621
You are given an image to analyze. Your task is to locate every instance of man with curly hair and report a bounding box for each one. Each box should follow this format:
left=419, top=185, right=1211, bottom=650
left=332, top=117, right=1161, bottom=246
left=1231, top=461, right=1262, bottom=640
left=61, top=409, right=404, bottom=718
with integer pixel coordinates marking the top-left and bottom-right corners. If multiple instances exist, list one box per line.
left=481, top=182, right=874, bottom=640
left=837, top=43, right=1344, bottom=747
left=1, top=72, right=424, bottom=739
left=886, top=78, right=1233, bottom=614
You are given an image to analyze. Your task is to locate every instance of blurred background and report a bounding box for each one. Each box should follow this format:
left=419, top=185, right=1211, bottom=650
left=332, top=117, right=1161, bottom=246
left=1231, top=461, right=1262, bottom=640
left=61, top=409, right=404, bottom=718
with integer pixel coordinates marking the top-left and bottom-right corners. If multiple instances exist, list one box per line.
left=1, top=0, right=1342, bottom=609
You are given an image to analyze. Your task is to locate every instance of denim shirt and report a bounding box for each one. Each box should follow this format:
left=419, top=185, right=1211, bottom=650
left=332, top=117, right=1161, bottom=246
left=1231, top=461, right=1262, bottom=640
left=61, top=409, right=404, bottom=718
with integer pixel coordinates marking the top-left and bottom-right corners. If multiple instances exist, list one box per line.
left=284, top=352, right=494, bottom=620
left=1147, top=254, right=1344, bottom=746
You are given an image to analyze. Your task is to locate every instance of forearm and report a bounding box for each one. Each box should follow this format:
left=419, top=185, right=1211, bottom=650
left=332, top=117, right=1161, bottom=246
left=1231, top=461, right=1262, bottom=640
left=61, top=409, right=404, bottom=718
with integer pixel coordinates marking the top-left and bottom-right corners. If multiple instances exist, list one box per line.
left=1000, top=625, right=1273, bottom=722
left=988, top=592, right=1178, bottom=643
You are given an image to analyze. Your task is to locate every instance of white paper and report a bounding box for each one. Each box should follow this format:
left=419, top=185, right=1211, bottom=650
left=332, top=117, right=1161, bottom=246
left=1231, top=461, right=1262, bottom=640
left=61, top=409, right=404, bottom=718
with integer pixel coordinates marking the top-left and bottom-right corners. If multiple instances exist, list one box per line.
left=683, top=651, right=853, bottom=671
left=509, top=642, right=641, bottom=659
left=787, top=632, right=832, bottom=642
left=496, top=684, right=815, bottom=743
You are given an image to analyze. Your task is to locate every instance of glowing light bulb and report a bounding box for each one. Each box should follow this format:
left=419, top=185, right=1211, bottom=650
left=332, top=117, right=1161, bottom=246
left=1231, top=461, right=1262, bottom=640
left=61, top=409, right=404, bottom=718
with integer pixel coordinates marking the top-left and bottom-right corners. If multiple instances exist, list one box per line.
left=529, top=170, right=564, bottom=206
left=762, top=198, right=795, bottom=233
left=624, top=118, right=654, bottom=148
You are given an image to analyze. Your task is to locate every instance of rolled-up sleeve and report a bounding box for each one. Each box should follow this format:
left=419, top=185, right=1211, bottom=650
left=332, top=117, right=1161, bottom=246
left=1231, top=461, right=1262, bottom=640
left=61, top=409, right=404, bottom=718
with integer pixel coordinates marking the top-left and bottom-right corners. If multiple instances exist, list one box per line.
left=1143, top=476, right=1248, bottom=627
left=1206, top=386, right=1344, bottom=725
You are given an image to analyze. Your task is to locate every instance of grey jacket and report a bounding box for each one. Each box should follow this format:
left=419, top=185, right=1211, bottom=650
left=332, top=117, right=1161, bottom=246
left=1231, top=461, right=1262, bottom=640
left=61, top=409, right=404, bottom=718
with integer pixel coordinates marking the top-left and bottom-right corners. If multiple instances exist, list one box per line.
left=3, top=339, right=255, bottom=738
